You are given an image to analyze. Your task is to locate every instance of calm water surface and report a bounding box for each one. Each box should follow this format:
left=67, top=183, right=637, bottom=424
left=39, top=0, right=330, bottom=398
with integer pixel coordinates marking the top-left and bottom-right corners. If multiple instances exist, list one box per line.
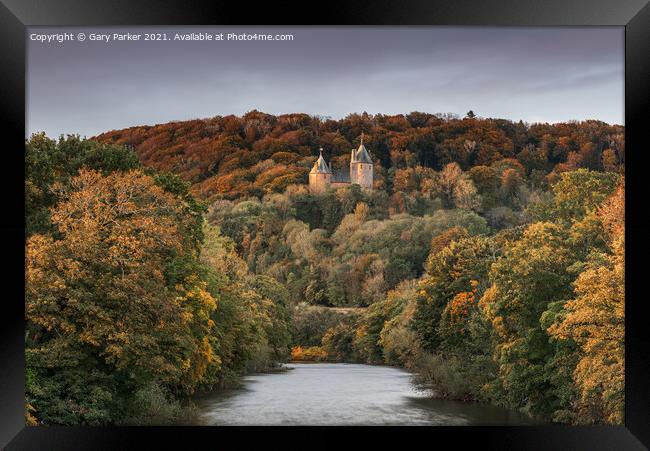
left=193, top=363, right=536, bottom=425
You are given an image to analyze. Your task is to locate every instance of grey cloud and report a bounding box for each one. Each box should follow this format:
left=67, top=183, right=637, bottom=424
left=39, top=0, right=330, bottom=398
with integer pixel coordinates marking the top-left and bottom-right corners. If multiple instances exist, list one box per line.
left=27, top=26, right=624, bottom=138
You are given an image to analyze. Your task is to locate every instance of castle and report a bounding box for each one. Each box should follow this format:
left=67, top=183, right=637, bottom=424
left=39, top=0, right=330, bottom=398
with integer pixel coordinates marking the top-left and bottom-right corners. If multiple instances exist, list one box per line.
left=309, top=136, right=374, bottom=194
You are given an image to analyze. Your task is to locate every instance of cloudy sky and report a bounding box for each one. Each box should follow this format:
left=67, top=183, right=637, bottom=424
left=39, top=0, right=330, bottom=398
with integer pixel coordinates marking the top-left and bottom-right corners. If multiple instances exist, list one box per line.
left=27, top=26, right=623, bottom=138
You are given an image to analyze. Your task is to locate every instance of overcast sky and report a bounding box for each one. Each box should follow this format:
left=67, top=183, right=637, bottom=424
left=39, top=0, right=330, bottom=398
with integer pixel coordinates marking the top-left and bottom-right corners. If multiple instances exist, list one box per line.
left=27, top=26, right=624, bottom=138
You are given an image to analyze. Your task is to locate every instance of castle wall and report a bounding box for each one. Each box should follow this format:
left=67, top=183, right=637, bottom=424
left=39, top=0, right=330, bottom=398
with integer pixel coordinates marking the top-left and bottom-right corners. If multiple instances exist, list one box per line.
left=309, top=172, right=331, bottom=194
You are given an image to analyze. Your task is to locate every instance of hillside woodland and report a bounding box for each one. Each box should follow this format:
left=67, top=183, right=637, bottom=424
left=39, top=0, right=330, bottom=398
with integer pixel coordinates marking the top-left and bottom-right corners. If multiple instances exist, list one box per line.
left=26, top=111, right=624, bottom=425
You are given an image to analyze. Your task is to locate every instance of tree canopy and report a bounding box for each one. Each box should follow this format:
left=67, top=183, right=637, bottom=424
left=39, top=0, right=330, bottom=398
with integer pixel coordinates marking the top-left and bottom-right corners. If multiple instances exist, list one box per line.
left=26, top=110, right=625, bottom=425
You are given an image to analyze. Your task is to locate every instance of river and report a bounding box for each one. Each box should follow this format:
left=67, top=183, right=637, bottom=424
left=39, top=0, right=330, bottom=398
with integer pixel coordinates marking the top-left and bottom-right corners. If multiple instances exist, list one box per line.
left=192, top=363, right=537, bottom=425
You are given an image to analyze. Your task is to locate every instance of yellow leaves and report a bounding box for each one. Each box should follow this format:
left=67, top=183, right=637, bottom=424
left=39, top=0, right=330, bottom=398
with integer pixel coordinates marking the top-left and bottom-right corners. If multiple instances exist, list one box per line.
left=550, top=263, right=623, bottom=344
left=104, top=343, right=124, bottom=362
left=26, top=168, right=222, bottom=390
left=416, top=278, right=437, bottom=303
left=492, top=316, right=506, bottom=338
left=572, top=346, right=624, bottom=424
left=176, top=277, right=218, bottom=326
left=187, top=336, right=218, bottom=384
left=291, top=346, right=328, bottom=362
left=598, top=180, right=625, bottom=252
left=171, top=276, right=219, bottom=385
left=547, top=221, right=624, bottom=424
left=79, top=330, right=101, bottom=347
left=102, top=331, right=132, bottom=365
left=50, top=169, right=186, bottom=265
left=478, top=284, right=497, bottom=316
left=355, top=324, right=368, bottom=341
left=181, top=311, right=194, bottom=324
left=445, top=290, right=477, bottom=329
left=25, top=403, right=38, bottom=426
left=201, top=336, right=214, bottom=361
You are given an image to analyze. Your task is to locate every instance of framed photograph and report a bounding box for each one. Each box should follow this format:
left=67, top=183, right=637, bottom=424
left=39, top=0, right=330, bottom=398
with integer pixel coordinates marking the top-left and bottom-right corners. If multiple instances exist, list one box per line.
left=2, top=0, right=649, bottom=448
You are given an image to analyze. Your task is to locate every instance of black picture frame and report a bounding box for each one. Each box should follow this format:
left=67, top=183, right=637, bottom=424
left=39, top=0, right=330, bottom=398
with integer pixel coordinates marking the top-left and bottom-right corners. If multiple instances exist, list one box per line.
left=1, top=0, right=648, bottom=449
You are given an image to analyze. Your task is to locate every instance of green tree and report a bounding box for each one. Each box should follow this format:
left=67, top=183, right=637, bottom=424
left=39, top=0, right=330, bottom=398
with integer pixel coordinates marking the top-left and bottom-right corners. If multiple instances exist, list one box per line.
left=527, top=169, right=619, bottom=224
left=481, top=222, right=577, bottom=419
left=413, top=235, right=497, bottom=352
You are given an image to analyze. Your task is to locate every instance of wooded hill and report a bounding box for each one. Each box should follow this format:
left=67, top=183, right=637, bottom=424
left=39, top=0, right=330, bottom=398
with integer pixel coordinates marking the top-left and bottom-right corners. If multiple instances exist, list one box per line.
left=94, top=111, right=624, bottom=201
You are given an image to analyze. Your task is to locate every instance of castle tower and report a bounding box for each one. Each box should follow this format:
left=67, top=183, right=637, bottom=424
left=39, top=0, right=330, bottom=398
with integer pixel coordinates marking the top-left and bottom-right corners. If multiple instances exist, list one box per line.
left=309, top=148, right=332, bottom=194
left=350, top=134, right=373, bottom=189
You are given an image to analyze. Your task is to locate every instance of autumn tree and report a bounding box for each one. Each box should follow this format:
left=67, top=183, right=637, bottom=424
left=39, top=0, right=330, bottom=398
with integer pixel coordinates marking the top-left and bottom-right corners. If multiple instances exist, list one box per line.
left=26, top=170, right=216, bottom=424
left=481, top=222, right=581, bottom=420
left=26, top=133, right=140, bottom=236
left=527, top=169, right=619, bottom=224
left=413, top=235, right=497, bottom=353
left=547, top=182, right=625, bottom=424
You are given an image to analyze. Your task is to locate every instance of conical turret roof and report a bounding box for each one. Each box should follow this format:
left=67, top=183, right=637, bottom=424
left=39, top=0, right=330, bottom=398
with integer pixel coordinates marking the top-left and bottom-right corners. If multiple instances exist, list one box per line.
left=310, top=149, right=331, bottom=174
left=354, top=139, right=373, bottom=164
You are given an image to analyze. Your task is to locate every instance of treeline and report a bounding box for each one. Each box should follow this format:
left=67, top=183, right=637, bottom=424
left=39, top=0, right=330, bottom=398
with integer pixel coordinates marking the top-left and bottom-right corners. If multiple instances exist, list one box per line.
left=25, top=134, right=292, bottom=425
left=94, top=111, right=624, bottom=201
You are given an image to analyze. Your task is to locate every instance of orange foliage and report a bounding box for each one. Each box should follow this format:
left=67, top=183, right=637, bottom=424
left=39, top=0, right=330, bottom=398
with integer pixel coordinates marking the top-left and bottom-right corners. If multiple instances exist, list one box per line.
left=291, top=346, right=328, bottom=362
left=93, top=112, right=624, bottom=202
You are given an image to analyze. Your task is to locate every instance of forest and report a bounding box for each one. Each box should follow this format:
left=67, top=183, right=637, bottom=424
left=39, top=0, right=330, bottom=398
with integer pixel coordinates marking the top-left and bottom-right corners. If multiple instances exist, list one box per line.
left=26, top=111, right=624, bottom=425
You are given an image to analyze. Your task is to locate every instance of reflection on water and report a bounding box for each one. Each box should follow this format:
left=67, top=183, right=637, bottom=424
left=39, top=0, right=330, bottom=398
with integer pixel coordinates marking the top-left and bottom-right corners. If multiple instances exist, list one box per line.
left=193, top=363, right=537, bottom=426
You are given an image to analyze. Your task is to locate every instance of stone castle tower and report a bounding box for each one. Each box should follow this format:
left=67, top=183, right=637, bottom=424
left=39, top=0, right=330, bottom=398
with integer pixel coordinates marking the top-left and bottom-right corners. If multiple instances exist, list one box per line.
left=309, top=137, right=373, bottom=194
left=350, top=136, right=373, bottom=189
left=308, top=149, right=332, bottom=194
